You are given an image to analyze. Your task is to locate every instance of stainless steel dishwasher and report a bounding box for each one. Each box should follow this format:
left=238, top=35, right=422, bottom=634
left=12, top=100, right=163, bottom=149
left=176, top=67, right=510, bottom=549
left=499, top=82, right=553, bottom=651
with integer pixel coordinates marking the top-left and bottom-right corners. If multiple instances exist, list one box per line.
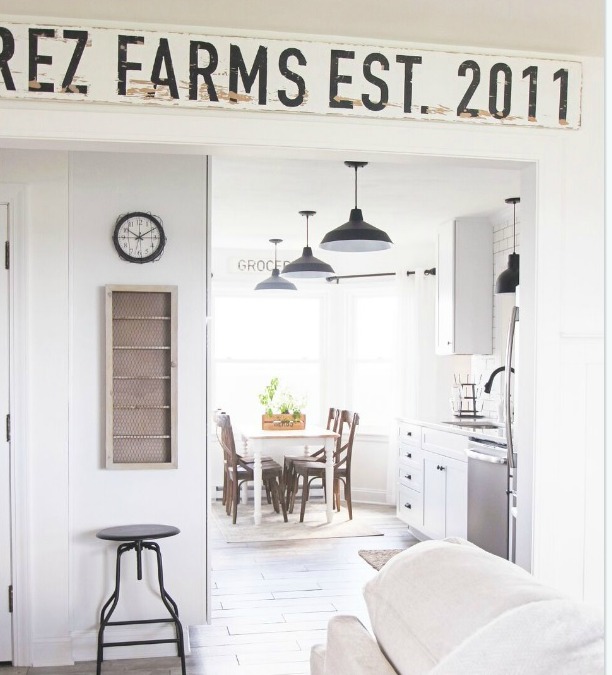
left=466, top=437, right=511, bottom=560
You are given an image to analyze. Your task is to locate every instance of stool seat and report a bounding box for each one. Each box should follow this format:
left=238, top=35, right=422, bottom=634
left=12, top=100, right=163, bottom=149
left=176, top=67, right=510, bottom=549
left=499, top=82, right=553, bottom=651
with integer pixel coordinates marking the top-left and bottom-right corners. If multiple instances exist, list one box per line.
left=96, top=524, right=180, bottom=541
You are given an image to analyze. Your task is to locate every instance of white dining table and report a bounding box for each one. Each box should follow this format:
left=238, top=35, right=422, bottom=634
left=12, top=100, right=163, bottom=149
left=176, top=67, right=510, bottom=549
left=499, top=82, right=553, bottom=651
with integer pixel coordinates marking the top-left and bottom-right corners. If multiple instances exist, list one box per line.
left=240, top=427, right=339, bottom=525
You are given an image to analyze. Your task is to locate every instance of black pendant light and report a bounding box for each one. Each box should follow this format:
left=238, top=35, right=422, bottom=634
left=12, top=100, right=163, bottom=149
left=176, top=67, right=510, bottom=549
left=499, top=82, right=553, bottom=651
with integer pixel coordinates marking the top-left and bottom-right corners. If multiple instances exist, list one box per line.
left=320, top=161, right=393, bottom=252
left=282, top=211, right=335, bottom=278
left=495, top=197, right=520, bottom=294
left=254, top=238, right=297, bottom=291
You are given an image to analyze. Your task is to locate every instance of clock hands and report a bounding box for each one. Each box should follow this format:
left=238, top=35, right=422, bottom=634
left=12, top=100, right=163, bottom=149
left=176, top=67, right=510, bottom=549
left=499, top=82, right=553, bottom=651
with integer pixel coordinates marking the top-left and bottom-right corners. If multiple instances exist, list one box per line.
left=135, top=227, right=156, bottom=240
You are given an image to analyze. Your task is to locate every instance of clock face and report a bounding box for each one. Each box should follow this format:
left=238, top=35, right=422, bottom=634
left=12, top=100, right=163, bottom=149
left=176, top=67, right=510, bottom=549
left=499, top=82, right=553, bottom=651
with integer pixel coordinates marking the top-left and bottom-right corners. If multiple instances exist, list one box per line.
left=113, top=212, right=166, bottom=263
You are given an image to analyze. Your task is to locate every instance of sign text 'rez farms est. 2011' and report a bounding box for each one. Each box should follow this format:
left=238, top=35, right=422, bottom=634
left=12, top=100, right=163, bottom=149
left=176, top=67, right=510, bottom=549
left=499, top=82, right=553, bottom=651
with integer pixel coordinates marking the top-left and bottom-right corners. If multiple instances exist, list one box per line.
left=0, top=23, right=581, bottom=129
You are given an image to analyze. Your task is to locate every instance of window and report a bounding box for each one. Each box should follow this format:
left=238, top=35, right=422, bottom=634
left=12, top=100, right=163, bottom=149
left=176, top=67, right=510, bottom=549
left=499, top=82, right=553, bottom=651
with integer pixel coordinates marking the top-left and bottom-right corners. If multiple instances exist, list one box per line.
left=345, top=292, right=399, bottom=433
left=212, top=293, right=325, bottom=430
left=211, top=283, right=400, bottom=437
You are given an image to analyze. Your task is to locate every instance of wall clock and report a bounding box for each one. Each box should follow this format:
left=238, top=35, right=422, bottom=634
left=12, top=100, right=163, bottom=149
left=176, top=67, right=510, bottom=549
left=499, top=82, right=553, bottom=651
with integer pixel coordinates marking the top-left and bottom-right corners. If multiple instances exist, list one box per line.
left=112, top=211, right=166, bottom=263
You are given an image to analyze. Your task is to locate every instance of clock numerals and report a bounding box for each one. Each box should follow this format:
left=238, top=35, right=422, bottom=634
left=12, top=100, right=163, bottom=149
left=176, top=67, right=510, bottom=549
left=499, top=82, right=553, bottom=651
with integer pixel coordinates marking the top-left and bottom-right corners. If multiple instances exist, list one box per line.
left=113, top=212, right=166, bottom=264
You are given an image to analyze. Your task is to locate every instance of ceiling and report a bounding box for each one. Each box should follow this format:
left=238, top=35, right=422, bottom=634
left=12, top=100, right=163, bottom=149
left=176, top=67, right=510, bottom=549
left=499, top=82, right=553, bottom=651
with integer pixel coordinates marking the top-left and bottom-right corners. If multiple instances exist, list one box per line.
left=211, top=155, right=524, bottom=251
left=4, top=0, right=604, bottom=56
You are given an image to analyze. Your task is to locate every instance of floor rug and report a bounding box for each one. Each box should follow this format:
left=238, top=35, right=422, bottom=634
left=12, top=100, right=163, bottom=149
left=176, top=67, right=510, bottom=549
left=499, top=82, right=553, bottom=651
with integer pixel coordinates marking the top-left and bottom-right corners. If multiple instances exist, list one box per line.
left=358, top=548, right=405, bottom=571
left=212, top=501, right=383, bottom=543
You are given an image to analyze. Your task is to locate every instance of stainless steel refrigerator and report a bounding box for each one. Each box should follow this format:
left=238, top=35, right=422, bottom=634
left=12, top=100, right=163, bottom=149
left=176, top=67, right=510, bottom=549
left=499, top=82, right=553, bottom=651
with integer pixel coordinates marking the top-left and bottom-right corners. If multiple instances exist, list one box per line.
left=467, top=304, right=518, bottom=561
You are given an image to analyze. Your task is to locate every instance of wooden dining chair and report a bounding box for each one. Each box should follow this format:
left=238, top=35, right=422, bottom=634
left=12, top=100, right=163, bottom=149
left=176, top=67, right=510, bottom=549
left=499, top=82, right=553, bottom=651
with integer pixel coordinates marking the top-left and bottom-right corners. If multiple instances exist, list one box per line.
left=290, top=410, right=359, bottom=522
left=215, top=412, right=288, bottom=524
left=283, top=407, right=340, bottom=511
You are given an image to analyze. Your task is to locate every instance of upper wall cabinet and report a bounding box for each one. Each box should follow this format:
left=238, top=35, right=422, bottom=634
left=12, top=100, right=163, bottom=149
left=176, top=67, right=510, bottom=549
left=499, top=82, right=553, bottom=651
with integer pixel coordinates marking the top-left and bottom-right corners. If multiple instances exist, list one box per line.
left=436, top=218, right=493, bottom=355
left=106, top=285, right=178, bottom=469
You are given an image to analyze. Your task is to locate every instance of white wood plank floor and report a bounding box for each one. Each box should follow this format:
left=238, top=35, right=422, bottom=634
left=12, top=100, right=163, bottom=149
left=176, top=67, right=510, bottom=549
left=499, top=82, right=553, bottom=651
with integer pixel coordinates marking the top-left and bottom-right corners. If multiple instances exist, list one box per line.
left=1, top=502, right=418, bottom=675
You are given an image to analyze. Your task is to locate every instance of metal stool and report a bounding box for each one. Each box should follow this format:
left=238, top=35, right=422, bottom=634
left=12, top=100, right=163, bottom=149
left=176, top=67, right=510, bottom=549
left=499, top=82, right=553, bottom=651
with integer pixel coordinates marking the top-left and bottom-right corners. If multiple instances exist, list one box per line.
left=95, top=524, right=186, bottom=675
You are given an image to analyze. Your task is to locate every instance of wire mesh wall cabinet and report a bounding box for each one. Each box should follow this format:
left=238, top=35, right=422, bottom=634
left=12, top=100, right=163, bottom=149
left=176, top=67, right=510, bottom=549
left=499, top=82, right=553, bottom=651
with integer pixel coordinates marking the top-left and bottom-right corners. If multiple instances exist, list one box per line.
left=105, top=285, right=178, bottom=469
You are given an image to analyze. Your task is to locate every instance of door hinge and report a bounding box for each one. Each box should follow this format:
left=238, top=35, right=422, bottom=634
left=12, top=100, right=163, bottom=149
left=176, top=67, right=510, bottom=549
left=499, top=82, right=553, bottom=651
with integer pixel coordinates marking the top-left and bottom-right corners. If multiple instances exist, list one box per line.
left=5, top=414, right=9, bottom=443
left=4, top=241, right=8, bottom=270
left=8, top=585, right=13, bottom=613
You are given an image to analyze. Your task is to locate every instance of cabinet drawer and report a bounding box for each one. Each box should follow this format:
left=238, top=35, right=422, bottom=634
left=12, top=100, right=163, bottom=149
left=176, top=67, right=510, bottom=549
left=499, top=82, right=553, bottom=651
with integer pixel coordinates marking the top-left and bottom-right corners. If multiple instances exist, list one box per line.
left=398, top=465, right=423, bottom=492
left=398, top=442, right=422, bottom=467
left=398, top=485, right=423, bottom=528
left=422, top=428, right=469, bottom=462
left=398, top=422, right=421, bottom=446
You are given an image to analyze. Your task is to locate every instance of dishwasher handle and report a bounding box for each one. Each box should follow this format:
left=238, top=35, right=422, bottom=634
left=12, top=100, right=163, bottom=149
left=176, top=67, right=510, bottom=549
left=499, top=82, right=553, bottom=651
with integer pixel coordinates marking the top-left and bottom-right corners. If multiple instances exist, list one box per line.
left=466, top=448, right=507, bottom=465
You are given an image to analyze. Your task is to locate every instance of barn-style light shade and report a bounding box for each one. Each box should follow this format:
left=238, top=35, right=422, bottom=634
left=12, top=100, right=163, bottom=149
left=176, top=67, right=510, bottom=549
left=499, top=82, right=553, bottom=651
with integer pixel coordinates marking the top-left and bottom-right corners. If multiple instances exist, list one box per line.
left=254, top=239, right=297, bottom=291
left=495, top=197, right=520, bottom=294
left=282, top=211, right=335, bottom=278
left=320, top=161, right=393, bottom=252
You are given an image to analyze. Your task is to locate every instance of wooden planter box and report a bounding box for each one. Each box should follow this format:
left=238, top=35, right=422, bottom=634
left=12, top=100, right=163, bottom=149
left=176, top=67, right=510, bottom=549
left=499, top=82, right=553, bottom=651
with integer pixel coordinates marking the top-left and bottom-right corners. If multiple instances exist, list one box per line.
left=262, top=414, right=306, bottom=430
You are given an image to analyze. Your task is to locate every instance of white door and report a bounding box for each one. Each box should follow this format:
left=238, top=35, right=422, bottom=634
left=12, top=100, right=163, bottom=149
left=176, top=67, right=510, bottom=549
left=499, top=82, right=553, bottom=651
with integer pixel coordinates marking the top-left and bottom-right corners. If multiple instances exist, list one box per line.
left=0, top=204, right=12, bottom=662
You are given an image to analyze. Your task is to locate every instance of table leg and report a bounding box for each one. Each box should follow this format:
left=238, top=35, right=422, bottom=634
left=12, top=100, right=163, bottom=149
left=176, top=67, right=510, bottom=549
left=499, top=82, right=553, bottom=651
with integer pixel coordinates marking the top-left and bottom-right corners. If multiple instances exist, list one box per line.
left=250, top=439, right=262, bottom=525
left=324, top=437, right=334, bottom=523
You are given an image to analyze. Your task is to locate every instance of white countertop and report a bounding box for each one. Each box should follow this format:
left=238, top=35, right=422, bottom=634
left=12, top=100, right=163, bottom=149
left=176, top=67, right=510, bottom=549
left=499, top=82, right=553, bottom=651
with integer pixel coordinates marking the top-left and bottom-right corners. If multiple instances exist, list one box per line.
left=399, top=417, right=507, bottom=446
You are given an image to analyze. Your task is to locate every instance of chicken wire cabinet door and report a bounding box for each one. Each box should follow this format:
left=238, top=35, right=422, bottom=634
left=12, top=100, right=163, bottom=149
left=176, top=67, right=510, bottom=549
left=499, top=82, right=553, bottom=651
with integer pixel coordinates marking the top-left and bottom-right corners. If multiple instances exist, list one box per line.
left=106, top=285, right=177, bottom=469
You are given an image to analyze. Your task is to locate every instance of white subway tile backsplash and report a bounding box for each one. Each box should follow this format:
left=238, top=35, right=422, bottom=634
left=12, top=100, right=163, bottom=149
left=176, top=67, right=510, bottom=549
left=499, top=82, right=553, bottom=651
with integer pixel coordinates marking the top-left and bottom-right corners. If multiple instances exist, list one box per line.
left=471, top=214, right=520, bottom=418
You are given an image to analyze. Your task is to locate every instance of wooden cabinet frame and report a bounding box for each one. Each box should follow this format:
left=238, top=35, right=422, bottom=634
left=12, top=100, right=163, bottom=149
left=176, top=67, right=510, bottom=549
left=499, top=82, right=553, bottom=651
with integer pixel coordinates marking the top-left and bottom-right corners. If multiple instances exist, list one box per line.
left=105, top=285, right=178, bottom=469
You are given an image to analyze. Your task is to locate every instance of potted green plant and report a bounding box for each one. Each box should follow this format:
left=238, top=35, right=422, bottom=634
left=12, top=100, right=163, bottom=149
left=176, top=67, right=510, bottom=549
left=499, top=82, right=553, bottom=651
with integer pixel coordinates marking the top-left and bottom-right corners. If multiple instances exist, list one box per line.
left=258, top=378, right=306, bottom=430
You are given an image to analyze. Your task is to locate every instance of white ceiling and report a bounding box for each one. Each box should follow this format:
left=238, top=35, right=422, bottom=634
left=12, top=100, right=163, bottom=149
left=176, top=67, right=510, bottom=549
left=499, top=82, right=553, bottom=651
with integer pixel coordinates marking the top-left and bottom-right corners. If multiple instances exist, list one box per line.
left=4, top=0, right=604, bottom=56
left=211, top=155, right=524, bottom=251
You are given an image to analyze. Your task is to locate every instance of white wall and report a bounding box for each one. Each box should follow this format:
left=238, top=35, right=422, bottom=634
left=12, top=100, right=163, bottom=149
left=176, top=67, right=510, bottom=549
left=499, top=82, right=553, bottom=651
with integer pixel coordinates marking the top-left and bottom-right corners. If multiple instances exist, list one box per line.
left=1, top=149, right=208, bottom=665
left=0, top=18, right=604, bottom=666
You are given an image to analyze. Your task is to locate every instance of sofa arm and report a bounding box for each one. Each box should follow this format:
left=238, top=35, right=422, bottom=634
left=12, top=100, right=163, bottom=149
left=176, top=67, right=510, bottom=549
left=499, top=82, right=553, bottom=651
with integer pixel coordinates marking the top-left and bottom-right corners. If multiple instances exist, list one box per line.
left=311, top=615, right=397, bottom=675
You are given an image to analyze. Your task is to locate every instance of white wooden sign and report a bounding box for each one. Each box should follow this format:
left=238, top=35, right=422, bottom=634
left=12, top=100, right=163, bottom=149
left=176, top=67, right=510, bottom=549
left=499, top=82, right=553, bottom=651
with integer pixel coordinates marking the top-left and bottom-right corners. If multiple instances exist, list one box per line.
left=0, top=22, right=582, bottom=129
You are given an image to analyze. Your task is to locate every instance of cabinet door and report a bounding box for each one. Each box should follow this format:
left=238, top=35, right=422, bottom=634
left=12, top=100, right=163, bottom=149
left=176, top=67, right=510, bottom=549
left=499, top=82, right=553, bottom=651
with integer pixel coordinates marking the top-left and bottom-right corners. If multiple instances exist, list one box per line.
left=106, top=285, right=178, bottom=469
left=441, top=457, right=468, bottom=539
left=422, top=454, right=446, bottom=539
left=436, top=220, right=455, bottom=354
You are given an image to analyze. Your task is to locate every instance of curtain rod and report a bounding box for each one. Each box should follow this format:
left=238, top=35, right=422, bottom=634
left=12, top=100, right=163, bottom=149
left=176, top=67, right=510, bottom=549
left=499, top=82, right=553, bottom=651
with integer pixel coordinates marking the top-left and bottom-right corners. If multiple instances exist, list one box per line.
left=325, top=268, right=436, bottom=284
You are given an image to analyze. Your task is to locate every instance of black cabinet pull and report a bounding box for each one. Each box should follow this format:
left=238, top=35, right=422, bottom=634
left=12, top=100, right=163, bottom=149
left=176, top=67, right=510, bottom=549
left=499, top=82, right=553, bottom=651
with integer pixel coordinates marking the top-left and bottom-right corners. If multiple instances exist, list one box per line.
left=404, top=503, right=412, bottom=509
left=404, top=474, right=412, bottom=480
left=406, top=431, right=412, bottom=436
left=405, top=452, right=412, bottom=458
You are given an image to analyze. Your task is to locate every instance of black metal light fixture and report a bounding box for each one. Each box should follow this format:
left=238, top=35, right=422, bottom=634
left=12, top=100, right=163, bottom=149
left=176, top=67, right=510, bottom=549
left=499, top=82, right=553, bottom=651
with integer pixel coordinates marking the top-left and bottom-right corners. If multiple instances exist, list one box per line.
left=282, top=211, right=335, bottom=278
left=320, top=161, right=393, bottom=252
left=495, top=197, right=520, bottom=294
left=254, top=238, right=297, bottom=291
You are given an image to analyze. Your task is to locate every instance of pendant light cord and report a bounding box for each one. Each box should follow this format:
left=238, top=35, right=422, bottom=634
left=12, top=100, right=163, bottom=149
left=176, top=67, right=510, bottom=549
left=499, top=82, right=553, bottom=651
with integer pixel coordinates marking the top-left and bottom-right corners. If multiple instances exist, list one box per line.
left=273, top=241, right=278, bottom=269
left=512, top=201, right=516, bottom=253
left=305, top=213, right=310, bottom=247
left=354, top=165, right=358, bottom=208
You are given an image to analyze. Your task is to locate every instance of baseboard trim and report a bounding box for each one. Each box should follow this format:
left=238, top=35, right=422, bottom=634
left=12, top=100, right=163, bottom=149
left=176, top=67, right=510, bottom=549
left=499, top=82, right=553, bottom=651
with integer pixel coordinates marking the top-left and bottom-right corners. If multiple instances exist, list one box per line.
left=352, top=488, right=391, bottom=505
left=71, top=624, right=190, bottom=663
left=31, top=637, right=74, bottom=667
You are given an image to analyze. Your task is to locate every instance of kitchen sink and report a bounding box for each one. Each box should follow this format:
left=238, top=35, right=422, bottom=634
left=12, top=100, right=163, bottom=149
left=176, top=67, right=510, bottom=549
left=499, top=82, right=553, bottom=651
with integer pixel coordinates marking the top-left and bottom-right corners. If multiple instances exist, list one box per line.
left=442, top=420, right=503, bottom=429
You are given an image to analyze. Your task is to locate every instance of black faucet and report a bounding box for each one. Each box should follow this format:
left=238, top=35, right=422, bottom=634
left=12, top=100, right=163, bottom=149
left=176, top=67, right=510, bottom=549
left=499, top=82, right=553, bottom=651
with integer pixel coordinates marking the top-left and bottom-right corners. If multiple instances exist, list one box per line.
left=483, top=366, right=515, bottom=394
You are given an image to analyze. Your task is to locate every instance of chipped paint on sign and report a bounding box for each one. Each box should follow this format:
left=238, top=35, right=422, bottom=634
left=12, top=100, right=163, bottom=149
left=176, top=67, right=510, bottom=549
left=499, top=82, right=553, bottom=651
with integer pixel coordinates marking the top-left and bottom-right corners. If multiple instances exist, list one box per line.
left=0, top=22, right=582, bottom=129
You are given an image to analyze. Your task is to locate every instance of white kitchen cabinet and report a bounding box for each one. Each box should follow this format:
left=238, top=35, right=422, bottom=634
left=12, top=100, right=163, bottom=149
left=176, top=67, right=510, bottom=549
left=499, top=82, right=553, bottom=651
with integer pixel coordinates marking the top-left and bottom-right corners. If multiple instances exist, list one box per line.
left=436, top=217, right=493, bottom=355
left=396, top=422, right=423, bottom=529
left=397, top=421, right=469, bottom=539
left=422, top=450, right=467, bottom=540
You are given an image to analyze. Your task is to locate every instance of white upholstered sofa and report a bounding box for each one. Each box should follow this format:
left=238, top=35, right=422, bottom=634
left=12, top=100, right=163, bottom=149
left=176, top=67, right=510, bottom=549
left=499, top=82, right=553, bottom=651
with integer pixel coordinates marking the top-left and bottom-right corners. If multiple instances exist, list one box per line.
left=311, top=538, right=604, bottom=675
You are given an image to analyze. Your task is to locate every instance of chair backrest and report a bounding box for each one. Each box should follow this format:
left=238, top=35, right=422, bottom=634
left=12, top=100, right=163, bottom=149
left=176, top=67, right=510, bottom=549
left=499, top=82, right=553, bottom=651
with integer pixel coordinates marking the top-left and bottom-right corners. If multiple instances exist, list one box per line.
left=215, top=412, right=238, bottom=471
left=326, top=407, right=341, bottom=432
left=335, top=410, right=359, bottom=470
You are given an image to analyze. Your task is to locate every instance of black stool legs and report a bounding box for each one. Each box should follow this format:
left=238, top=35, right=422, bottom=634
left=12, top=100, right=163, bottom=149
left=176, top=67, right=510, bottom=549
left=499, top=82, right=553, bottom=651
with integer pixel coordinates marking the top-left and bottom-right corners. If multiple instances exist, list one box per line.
left=96, top=540, right=186, bottom=675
